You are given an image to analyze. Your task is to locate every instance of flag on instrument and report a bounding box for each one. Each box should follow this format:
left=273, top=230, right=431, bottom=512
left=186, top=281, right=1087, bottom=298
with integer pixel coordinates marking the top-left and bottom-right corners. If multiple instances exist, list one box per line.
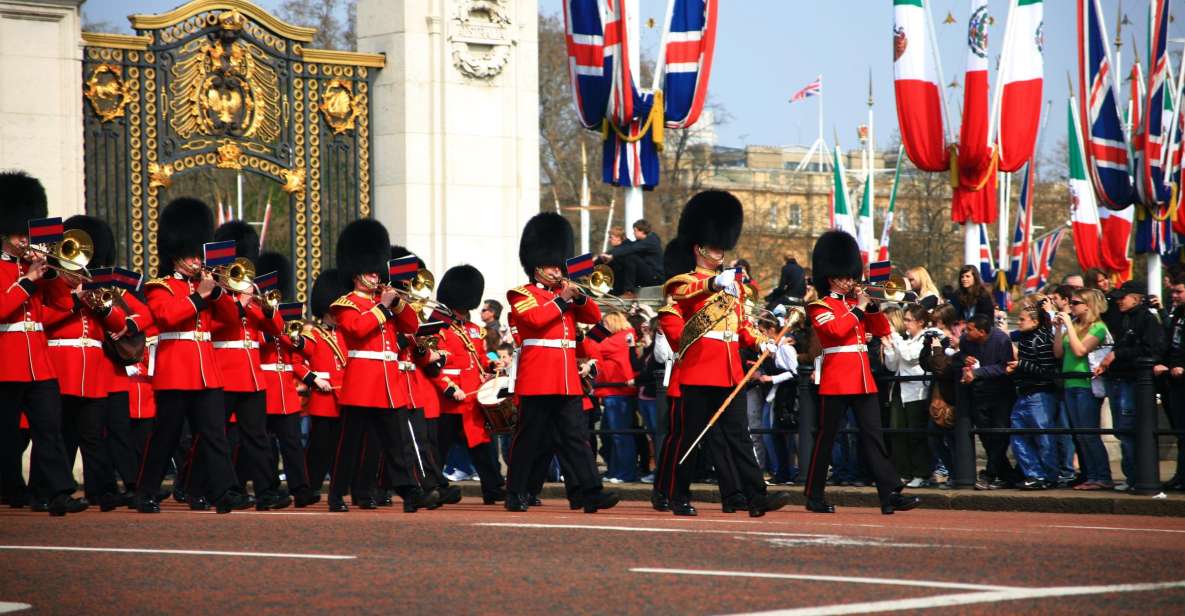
left=27, top=217, right=63, bottom=245
left=83, top=267, right=113, bottom=291
left=978, top=223, right=995, bottom=282
left=790, top=75, right=821, bottom=103
left=893, top=0, right=947, bottom=172
left=202, top=240, right=236, bottom=267
left=830, top=142, right=857, bottom=236
left=876, top=146, right=905, bottom=262
left=996, top=0, right=1043, bottom=172
left=1068, top=97, right=1103, bottom=271
left=387, top=255, right=418, bottom=283
left=415, top=320, right=446, bottom=338
left=565, top=253, right=595, bottom=279
left=1006, top=162, right=1035, bottom=285
left=868, top=260, right=892, bottom=283
left=278, top=302, right=303, bottom=321
left=254, top=271, right=278, bottom=293
left=111, top=267, right=144, bottom=292
left=584, top=322, right=612, bottom=343
left=657, top=0, right=718, bottom=129
left=1077, top=0, right=1135, bottom=209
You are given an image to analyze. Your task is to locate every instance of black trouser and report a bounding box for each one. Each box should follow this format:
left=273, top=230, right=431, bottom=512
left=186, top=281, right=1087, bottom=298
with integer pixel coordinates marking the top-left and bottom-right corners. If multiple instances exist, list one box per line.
left=1, top=428, right=30, bottom=503
left=137, top=388, right=238, bottom=501
left=61, top=395, right=118, bottom=500
left=677, top=385, right=759, bottom=502
left=805, top=393, right=903, bottom=503
left=654, top=396, right=680, bottom=498
left=224, top=391, right=271, bottom=494
left=890, top=392, right=933, bottom=480
left=437, top=413, right=504, bottom=497
left=105, top=392, right=141, bottom=491
left=404, top=408, right=443, bottom=491
left=971, top=389, right=1017, bottom=481
left=659, top=394, right=741, bottom=502
left=508, top=395, right=603, bottom=498
left=0, top=380, right=75, bottom=499
left=1167, top=380, right=1185, bottom=481
left=129, top=418, right=153, bottom=476
left=266, top=413, right=309, bottom=493
left=330, top=406, right=422, bottom=502
left=305, top=416, right=340, bottom=493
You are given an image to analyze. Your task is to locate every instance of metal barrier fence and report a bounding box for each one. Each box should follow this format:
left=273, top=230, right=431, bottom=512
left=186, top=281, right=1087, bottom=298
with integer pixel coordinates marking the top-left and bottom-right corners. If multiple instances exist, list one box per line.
left=586, top=361, right=1181, bottom=496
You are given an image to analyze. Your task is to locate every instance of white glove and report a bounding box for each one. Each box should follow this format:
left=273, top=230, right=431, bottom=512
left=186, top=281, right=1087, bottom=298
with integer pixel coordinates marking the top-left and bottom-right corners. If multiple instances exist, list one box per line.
left=760, top=341, right=777, bottom=354
left=714, top=269, right=740, bottom=297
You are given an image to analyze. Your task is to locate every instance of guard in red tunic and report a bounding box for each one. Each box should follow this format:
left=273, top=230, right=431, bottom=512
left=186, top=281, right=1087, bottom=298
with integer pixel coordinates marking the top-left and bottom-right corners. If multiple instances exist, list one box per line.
left=433, top=264, right=506, bottom=504
left=802, top=230, right=919, bottom=515
left=0, top=171, right=86, bottom=515
left=42, top=215, right=130, bottom=511
left=302, top=268, right=347, bottom=496
left=663, top=191, right=788, bottom=517
left=208, top=220, right=284, bottom=509
left=328, top=220, right=439, bottom=513
left=504, top=212, right=619, bottom=513
left=135, top=197, right=251, bottom=514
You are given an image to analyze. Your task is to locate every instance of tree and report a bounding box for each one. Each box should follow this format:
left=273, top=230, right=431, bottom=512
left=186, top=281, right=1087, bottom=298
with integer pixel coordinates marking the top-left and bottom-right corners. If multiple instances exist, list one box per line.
left=277, top=0, right=357, bottom=51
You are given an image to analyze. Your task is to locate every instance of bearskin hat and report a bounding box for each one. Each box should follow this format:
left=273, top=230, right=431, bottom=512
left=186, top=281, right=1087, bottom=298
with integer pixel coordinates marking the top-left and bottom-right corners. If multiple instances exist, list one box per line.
left=157, top=197, right=213, bottom=269
left=214, top=220, right=260, bottom=264
left=336, top=218, right=389, bottom=282
left=518, top=212, right=574, bottom=278
left=437, top=264, right=484, bottom=312
left=0, top=170, right=47, bottom=236
left=63, top=215, right=115, bottom=268
left=811, top=230, right=862, bottom=295
left=662, top=236, right=695, bottom=279
left=256, top=251, right=291, bottom=301
left=676, top=190, right=744, bottom=251
left=310, top=268, right=347, bottom=319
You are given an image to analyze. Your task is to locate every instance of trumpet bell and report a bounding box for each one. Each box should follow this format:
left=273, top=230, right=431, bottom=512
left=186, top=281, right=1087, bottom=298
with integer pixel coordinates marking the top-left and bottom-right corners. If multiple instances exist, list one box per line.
left=217, top=257, right=256, bottom=294
left=411, top=268, right=435, bottom=297
left=585, top=264, right=614, bottom=296
left=56, top=229, right=94, bottom=272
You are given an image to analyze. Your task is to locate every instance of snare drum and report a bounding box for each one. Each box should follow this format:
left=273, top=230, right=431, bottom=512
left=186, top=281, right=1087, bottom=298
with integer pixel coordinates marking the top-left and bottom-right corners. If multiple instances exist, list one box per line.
left=476, top=376, right=517, bottom=434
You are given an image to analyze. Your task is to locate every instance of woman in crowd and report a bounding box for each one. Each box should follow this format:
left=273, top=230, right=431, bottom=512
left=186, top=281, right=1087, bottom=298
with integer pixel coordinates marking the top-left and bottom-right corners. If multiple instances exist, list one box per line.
left=883, top=304, right=934, bottom=488
left=634, top=315, right=663, bottom=484
left=1006, top=301, right=1060, bottom=490
left=918, top=304, right=961, bottom=487
left=1053, top=288, right=1114, bottom=489
left=949, top=266, right=995, bottom=321
left=591, top=311, right=639, bottom=483
left=757, top=318, right=799, bottom=484
left=905, top=267, right=943, bottom=310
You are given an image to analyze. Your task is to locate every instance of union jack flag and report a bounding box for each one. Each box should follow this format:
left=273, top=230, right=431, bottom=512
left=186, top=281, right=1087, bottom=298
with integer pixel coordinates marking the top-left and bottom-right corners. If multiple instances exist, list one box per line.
left=1023, top=228, right=1066, bottom=293
left=1077, top=0, right=1135, bottom=209
left=790, top=75, right=822, bottom=103
left=1006, top=163, right=1034, bottom=285
left=978, top=224, right=995, bottom=283
left=563, top=0, right=617, bottom=129
left=657, top=0, right=718, bottom=128
left=1136, top=0, right=1173, bottom=207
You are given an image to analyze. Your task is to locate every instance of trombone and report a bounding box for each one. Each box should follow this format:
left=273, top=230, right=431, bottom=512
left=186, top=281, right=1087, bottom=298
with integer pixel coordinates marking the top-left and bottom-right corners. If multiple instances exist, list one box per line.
left=23, top=228, right=95, bottom=281
left=358, top=268, right=452, bottom=315
left=858, top=274, right=915, bottom=303
left=538, top=264, right=628, bottom=309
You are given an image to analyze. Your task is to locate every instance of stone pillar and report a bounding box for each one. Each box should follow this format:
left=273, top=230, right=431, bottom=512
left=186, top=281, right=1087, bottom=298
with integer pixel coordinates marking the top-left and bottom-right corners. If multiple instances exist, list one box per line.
left=358, top=0, right=539, bottom=305
left=0, top=0, right=84, bottom=218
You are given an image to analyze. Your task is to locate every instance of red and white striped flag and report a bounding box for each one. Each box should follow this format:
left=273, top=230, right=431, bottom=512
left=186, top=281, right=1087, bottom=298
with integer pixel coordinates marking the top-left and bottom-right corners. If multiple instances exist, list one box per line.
left=996, top=0, right=1044, bottom=172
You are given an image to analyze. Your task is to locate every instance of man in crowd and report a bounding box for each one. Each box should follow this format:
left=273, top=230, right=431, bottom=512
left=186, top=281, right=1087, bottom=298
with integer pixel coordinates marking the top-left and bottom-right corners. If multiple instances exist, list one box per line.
left=953, top=313, right=1018, bottom=490
left=1062, top=274, right=1084, bottom=289
left=597, top=219, right=662, bottom=296
left=765, top=252, right=807, bottom=307
left=1157, top=276, right=1185, bottom=491
left=480, top=299, right=507, bottom=351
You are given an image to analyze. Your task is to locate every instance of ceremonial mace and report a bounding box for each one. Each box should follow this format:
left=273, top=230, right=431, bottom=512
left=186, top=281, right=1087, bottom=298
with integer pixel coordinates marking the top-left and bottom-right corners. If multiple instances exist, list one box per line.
left=677, top=306, right=805, bottom=465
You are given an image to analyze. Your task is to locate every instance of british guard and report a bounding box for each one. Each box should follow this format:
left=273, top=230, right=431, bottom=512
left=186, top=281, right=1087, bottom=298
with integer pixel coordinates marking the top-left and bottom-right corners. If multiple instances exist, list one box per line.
left=0, top=170, right=86, bottom=515
left=504, top=212, right=619, bottom=513
left=302, top=268, right=347, bottom=496
left=663, top=190, right=789, bottom=517
left=134, top=197, right=250, bottom=514
left=803, top=230, right=919, bottom=515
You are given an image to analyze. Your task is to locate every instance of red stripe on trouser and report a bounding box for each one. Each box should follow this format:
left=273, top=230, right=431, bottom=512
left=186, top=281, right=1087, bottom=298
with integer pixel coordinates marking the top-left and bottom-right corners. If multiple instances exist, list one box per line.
left=134, top=431, right=154, bottom=491
left=183, top=434, right=201, bottom=493
left=665, top=397, right=685, bottom=498
left=327, top=410, right=351, bottom=496
left=804, top=397, right=827, bottom=498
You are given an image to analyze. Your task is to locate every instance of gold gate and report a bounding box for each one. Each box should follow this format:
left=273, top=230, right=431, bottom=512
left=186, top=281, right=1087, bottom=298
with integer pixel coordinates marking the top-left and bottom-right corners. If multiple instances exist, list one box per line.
left=81, top=0, right=382, bottom=301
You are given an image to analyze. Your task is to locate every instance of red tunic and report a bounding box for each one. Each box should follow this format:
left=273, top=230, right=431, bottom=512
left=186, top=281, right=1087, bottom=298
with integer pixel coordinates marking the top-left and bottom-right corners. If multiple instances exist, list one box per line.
left=330, top=290, right=420, bottom=409
left=807, top=292, right=890, bottom=395
left=591, top=328, right=638, bottom=398
left=41, top=277, right=128, bottom=398
left=434, top=319, right=491, bottom=446
left=506, top=282, right=601, bottom=396
left=0, top=253, right=55, bottom=382
left=301, top=324, right=347, bottom=418
left=145, top=274, right=231, bottom=390
left=656, top=305, right=684, bottom=398
left=210, top=297, right=281, bottom=393
left=259, top=332, right=310, bottom=415
left=665, top=267, right=761, bottom=387
left=125, top=294, right=158, bottom=419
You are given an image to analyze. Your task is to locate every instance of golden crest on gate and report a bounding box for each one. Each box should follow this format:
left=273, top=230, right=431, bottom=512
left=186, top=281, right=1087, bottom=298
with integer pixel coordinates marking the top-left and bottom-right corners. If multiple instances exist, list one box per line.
left=84, top=64, right=132, bottom=123
left=320, top=79, right=363, bottom=135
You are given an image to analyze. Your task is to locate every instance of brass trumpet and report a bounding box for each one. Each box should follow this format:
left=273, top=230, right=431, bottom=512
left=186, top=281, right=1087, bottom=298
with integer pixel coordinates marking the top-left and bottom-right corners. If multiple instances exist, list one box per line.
left=24, top=229, right=95, bottom=281
left=79, top=288, right=114, bottom=311
left=361, top=268, right=452, bottom=315
left=538, top=264, right=627, bottom=308
left=284, top=320, right=306, bottom=338
left=858, top=274, right=914, bottom=303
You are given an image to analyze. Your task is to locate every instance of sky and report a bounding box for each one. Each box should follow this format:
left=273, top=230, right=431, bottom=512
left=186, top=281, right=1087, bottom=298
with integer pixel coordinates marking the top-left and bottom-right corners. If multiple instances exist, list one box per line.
left=85, top=0, right=1185, bottom=159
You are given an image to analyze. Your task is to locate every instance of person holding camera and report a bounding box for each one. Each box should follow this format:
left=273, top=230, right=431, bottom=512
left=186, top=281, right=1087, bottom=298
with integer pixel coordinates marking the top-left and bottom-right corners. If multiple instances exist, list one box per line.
left=882, top=304, right=934, bottom=487
left=950, top=312, right=1019, bottom=489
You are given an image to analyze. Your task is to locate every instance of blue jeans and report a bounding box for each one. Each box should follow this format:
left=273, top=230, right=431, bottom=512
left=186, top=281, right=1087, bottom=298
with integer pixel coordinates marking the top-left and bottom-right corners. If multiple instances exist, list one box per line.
left=928, top=418, right=953, bottom=477
left=1051, top=398, right=1077, bottom=478
left=601, top=396, right=638, bottom=481
left=1063, top=387, right=1112, bottom=483
left=1105, top=379, right=1136, bottom=482
left=1010, top=391, right=1059, bottom=481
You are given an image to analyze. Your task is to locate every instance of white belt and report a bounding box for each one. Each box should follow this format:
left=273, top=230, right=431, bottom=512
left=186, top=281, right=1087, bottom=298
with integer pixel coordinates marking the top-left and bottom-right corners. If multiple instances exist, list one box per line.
left=348, top=349, right=399, bottom=362
left=0, top=322, right=42, bottom=333
left=399, top=361, right=416, bottom=372
left=159, top=331, right=211, bottom=342
left=522, top=338, right=576, bottom=349
left=821, top=344, right=867, bottom=355
left=260, top=363, right=292, bottom=372
left=47, top=338, right=103, bottom=349
left=441, top=368, right=461, bottom=376
left=701, top=330, right=738, bottom=342
left=213, top=340, right=260, bottom=350
left=312, top=371, right=330, bottom=379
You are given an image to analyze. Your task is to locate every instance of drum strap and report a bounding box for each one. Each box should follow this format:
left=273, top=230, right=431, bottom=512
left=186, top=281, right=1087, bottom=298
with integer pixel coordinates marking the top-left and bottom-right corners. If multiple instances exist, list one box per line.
left=507, top=349, right=519, bottom=394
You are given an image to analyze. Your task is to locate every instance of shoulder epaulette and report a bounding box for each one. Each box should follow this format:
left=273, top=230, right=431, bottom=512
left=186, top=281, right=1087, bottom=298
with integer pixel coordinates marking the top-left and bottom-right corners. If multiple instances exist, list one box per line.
left=144, top=277, right=174, bottom=294
left=508, top=285, right=531, bottom=298
left=656, top=304, right=681, bottom=318
left=662, top=273, right=697, bottom=295
left=510, top=285, right=539, bottom=313
left=807, top=299, right=829, bottom=309
left=330, top=296, right=358, bottom=311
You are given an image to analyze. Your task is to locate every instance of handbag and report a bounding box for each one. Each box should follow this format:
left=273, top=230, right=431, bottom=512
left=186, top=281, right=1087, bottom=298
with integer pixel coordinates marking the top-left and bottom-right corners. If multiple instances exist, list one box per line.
left=1086, top=330, right=1114, bottom=399
left=928, top=387, right=954, bottom=429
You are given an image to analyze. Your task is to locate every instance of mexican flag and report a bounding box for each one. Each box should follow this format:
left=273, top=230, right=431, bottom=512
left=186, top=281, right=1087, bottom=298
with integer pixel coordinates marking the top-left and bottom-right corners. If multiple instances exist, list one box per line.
left=876, top=146, right=905, bottom=262
left=831, top=143, right=857, bottom=236
left=1098, top=204, right=1133, bottom=276
left=857, top=172, right=875, bottom=262
left=959, top=0, right=992, bottom=174
left=893, top=0, right=947, bottom=172
left=1068, top=97, right=1102, bottom=270
left=997, top=0, right=1044, bottom=172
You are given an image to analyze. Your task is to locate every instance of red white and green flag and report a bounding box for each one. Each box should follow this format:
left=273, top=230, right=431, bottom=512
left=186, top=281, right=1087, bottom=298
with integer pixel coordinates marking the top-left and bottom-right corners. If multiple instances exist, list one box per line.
left=1068, top=97, right=1103, bottom=270
left=831, top=143, right=857, bottom=237
left=893, top=0, right=948, bottom=172
left=996, top=0, right=1044, bottom=172
left=857, top=172, right=875, bottom=262
left=876, top=146, right=905, bottom=262
left=952, top=0, right=998, bottom=224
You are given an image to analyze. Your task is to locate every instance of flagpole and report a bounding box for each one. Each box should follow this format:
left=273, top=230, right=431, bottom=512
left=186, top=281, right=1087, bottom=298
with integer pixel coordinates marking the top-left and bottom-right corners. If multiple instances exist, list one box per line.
left=580, top=143, right=591, bottom=254
left=867, top=69, right=876, bottom=258
left=623, top=0, right=644, bottom=228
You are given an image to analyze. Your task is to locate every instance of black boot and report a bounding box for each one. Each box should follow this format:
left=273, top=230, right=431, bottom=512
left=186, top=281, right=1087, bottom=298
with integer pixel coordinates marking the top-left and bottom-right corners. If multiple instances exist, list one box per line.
left=187, top=495, right=211, bottom=511
left=437, top=485, right=463, bottom=506
left=255, top=491, right=293, bottom=511
left=504, top=493, right=528, bottom=512
left=135, top=494, right=161, bottom=513
left=805, top=498, right=835, bottom=513
left=294, top=488, right=322, bottom=508
left=482, top=487, right=507, bottom=505
left=583, top=491, right=620, bottom=513
left=47, top=494, right=89, bottom=516
left=214, top=490, right=253, bottom=514
left=670, top=501, right=698, bottom=516
left=721, top=493, right=748, bottom=513
left=99, top=492, right=123, bottom=512
left=882, top=492, right=920, bottom=515
left=650, top=491, right=670, bottom=512
left=328, top=499, right=349, bottom=512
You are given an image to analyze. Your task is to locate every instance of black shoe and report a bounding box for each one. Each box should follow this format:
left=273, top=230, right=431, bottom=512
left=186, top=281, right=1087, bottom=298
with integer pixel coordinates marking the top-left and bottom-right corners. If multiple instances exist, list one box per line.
left=4, top=492, right=29, bottom=509
left=30, top=498, right=49, bottom=513
left=438, top=485, right=463, bottom=506
left=583, top=491, right=620, bottom=514
left=882, top=493, right=920, bottom=515
left=294, top=489, right=321, bottom=508
left=119, top=492, right=135, bottom=509
left=749, top=491, right=791, bottom=517
left=255, top=491, right=293, bottom=511
left=650, top=492, right=670, bottom=512
left=354, top=498, right=378, bottom=510
left=568, top=497, right=584, bottom=510
left=1019, top=478, right=1049, bottom=491
left=376, top=491, right=394, bottom=507
left=528, top=495, right=544, bottom=507
left=805, top=498, right=835, bottom=513
left=214, top=491, right=252, bottom=514
left=99, top=492, right=123, bottom=512
left=187, top=495, right=211, bottom=511
left=135, top=496, right=161, bottom=513
left=328, top=500, right=349, bottom=513
left=721, top=493, right=748, bottom=514
left=504, top=493, right=528, bottom=512
left=482, top=488, right=507, bottom=505
left=671, top=501, right=698, bottom=516
left=48, top=494, right=89, bottom=516
left=172, top=488, right=187, bottom=503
